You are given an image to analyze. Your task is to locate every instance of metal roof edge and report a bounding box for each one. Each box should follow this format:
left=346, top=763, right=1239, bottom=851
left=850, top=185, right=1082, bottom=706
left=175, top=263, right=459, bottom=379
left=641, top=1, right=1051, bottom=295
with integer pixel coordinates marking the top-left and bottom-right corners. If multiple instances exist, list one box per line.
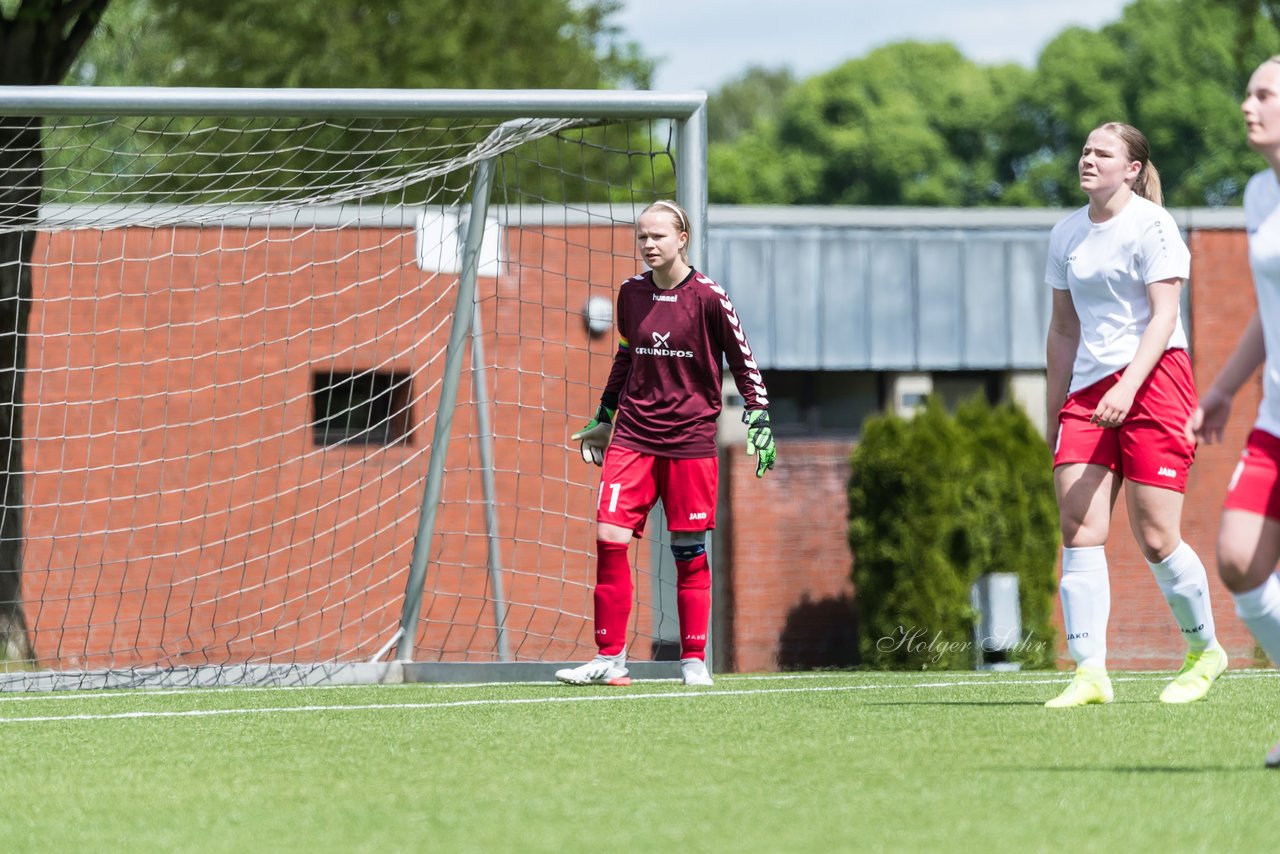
left=709, top=204, right=1247, bottom=230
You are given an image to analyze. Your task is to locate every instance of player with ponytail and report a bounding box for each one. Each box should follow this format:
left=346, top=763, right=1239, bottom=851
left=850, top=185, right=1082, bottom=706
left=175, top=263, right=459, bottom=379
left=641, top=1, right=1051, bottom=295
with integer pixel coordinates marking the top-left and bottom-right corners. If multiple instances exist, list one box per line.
left=1043, top=122, right=1225, bottom=707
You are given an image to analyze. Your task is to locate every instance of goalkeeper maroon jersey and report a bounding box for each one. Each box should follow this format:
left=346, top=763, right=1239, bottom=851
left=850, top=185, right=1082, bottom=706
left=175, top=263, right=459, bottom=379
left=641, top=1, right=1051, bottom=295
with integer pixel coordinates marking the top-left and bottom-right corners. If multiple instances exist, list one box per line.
left=603, top=269, right=768, bottom=459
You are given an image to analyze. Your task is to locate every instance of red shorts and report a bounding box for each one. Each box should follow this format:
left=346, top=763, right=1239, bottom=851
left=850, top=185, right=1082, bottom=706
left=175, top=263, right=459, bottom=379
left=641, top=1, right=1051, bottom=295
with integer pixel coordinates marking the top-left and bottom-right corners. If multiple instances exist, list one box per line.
left=1223, top=429, right=1280, bottom=521
left=597, top=445, right=718, bottom=536
left=1053, top=348, right=1197, bottom=492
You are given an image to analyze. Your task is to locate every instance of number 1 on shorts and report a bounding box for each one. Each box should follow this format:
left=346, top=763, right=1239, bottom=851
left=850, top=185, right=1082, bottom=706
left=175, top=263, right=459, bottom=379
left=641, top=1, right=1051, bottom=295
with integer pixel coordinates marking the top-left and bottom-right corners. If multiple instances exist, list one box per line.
left=604, top=482, right=621, bottom=513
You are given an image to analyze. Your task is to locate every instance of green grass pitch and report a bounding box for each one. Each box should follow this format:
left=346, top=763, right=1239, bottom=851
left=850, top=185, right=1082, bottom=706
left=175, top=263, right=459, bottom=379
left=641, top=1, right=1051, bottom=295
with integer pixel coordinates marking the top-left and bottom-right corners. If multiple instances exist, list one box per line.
left=0, top=670, right=1275, bottom=852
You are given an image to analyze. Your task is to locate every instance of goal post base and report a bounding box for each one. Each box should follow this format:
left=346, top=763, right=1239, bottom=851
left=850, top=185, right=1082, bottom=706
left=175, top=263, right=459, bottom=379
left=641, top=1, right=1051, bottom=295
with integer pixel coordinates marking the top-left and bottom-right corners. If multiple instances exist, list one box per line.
left=0, top=661, right=405, bottom=692
left=0, top=660, right=689, bottom=691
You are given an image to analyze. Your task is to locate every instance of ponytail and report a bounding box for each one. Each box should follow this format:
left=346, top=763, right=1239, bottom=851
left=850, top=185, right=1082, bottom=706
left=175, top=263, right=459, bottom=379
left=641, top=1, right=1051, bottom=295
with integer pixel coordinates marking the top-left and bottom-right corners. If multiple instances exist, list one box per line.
left=1133, top=160, right=1163, bottom=206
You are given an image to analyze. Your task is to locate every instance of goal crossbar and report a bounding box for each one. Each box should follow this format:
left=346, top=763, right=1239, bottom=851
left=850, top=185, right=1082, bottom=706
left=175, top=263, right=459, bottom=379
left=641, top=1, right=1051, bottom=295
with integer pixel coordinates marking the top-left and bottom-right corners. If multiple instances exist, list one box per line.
left=0, top=86, right=707, bottom=119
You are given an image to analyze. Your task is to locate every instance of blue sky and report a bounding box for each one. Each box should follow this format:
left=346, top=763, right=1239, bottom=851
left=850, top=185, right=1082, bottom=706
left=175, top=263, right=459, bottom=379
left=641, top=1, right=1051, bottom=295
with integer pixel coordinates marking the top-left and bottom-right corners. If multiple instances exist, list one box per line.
left=614, top=0, right=1133, bottom=91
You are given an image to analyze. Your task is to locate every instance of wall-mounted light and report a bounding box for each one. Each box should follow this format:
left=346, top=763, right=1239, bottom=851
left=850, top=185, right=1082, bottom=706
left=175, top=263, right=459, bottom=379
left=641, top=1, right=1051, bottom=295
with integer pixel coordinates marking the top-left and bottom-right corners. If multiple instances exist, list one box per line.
left=584, top=295, right=612, bottom=338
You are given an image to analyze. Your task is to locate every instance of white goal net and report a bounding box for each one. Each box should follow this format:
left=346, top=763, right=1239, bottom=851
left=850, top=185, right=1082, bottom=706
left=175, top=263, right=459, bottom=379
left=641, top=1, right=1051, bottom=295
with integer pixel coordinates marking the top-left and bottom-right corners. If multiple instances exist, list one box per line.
left=0, top=88, right=707, bottom=689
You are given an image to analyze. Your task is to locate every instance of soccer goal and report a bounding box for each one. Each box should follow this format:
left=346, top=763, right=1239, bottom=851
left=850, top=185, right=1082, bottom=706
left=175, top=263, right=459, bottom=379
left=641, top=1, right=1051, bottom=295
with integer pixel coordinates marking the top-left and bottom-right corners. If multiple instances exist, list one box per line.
left=0, top=87, right=707, bottom=690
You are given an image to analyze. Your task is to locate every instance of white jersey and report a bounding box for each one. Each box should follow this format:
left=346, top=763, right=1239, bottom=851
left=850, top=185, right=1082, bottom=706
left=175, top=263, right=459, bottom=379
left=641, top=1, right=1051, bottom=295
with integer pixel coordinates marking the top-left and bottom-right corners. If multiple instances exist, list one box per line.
left=1244, top=169, right=1280, bottom=438
left=1045, top=194, right=1190, bottom=393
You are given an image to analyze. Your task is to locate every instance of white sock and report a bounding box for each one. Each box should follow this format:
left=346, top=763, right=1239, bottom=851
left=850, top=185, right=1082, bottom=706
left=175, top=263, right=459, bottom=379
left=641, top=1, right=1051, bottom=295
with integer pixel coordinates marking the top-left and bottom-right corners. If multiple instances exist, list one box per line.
left=1146, top=541, right=1216, bottom=652
left=1232, top=574, right=1280, bottom=666
left=1060, top=546, right=1110, bottom=669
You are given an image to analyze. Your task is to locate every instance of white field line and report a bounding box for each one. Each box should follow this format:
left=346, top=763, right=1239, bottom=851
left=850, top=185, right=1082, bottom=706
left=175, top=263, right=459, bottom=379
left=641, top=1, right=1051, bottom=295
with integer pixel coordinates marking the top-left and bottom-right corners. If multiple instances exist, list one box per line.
left=0, top=670, right=1273, bottom=724
left=0, top=673, right=1042, bottom=704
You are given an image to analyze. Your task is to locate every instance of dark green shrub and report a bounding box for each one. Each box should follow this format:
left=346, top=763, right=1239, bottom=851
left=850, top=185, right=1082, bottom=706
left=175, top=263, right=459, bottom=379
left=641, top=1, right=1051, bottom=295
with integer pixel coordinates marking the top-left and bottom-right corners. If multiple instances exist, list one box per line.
left=848, top=394, right=1058, bottom=669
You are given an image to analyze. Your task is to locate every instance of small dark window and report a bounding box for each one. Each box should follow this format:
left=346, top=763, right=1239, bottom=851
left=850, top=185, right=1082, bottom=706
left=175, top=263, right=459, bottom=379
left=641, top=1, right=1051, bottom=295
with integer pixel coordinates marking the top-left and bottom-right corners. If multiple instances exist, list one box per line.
left=312, top=370, right=413, bottom=446
left=764, top=371, right=883, bottom=437
left=932, top=371, right=1005, bottom=410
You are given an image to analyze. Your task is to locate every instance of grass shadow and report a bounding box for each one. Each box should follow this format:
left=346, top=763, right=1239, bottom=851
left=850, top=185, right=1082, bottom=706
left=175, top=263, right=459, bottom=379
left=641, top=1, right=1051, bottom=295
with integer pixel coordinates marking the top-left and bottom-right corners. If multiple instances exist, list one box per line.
left=983, top=763, right=1249, bottom=774
left=865, top=700, right=1048, bottom=707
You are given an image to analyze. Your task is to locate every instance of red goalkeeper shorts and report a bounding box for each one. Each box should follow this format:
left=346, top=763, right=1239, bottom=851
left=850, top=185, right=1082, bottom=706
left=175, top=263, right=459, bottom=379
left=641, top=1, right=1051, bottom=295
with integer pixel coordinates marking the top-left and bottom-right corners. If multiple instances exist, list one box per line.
left=597, top=445, right=718, bottom=535
left=1053, top=348, right=1197, bottom=492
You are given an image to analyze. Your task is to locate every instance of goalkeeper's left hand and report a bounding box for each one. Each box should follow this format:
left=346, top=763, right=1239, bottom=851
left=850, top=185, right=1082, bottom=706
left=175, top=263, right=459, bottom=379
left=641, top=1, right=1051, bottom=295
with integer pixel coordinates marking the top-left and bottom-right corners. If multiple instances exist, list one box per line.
left=571, top=404, right=615, bottom=466
left=743, top=409, right=776, bottom=478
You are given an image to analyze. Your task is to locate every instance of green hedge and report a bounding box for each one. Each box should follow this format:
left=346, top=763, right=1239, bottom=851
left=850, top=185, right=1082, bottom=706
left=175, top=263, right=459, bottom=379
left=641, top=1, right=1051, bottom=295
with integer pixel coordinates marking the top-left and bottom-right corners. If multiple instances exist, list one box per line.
left=848, top=395, right=1059, bottom=669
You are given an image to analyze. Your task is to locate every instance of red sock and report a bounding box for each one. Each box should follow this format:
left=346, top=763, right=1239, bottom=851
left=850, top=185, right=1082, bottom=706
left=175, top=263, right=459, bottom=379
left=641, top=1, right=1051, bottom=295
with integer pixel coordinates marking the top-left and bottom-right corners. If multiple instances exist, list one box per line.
left=676, top=552, right=711, bottom=660
left=593, top=540, right=632, bottom=656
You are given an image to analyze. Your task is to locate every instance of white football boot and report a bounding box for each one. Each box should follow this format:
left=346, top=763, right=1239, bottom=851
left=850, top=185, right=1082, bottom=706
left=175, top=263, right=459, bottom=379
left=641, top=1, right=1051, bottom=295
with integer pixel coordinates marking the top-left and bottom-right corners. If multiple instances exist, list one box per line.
left=555, top=652, right=631, bottom=686
left=680, top=657, right=714, bottom=686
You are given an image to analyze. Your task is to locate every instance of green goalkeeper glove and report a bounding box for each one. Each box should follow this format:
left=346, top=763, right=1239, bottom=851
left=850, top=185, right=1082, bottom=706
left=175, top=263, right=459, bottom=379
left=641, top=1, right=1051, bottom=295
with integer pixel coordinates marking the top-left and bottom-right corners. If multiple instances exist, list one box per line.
left=571, top=404, right=615, bottom=466
left=743, top=409, right=776, bottom=478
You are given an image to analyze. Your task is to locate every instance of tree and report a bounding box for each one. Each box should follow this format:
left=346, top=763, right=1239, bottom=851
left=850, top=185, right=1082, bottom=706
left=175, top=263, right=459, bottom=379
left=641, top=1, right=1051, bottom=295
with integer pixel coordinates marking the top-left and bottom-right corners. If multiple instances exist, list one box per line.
left=848, top=396, right=1057, bottom=670
left=1003, top=0, right=1279, bottom=206
left=61, top=0, right=660, bottom=206
left=1214, top=0, right=1280, bottom=74
left=707, top=0, right=1280, bottom=207
left=709, top=43, right=1032, bottom=205
left=74, top=0, right=652, bottom=90
left=0, top=0, right=112, bottom=664
left=706, top=66, right=796, bottom=145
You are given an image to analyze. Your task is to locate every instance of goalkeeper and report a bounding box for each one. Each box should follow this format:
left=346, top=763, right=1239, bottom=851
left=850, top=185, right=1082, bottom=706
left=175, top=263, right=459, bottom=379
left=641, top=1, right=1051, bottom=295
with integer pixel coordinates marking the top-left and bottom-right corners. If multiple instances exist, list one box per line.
left=556, top=199, right=774, bottom=688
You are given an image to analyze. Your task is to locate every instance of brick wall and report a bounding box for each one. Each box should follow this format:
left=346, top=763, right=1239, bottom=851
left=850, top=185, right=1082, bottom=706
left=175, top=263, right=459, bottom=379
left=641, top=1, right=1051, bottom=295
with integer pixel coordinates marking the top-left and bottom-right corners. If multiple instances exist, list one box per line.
left=720, top=440, right=857, bottom=673
left=20, top=223, right=640, bottom=670
left=1183, top=229, right=1263, bottom=666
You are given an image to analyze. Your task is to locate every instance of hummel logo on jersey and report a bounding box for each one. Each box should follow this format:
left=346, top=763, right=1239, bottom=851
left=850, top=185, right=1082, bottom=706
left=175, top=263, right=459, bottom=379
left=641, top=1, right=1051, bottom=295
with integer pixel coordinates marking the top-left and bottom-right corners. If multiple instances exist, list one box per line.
left=634, top=330, right=694, bottom=358
left=688, top=512, right=707, bottom=521
left=653, top=293, right=677, bottom=302
left=1158, top=466, right=1177, bottom=478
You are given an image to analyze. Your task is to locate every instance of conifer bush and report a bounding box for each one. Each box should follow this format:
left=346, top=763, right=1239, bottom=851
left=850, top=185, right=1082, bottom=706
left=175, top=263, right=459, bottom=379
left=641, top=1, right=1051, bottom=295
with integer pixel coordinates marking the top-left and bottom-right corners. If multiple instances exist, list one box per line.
left=848, top=395, right=1058, bottom=669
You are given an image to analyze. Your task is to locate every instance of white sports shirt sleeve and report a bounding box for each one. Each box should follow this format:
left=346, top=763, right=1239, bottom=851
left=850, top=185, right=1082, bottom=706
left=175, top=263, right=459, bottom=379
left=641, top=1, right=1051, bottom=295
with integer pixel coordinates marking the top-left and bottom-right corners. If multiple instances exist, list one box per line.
left=1044, top=195, right=1191, bottom=394
left=1244, top=169, right=1280, bottom=438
